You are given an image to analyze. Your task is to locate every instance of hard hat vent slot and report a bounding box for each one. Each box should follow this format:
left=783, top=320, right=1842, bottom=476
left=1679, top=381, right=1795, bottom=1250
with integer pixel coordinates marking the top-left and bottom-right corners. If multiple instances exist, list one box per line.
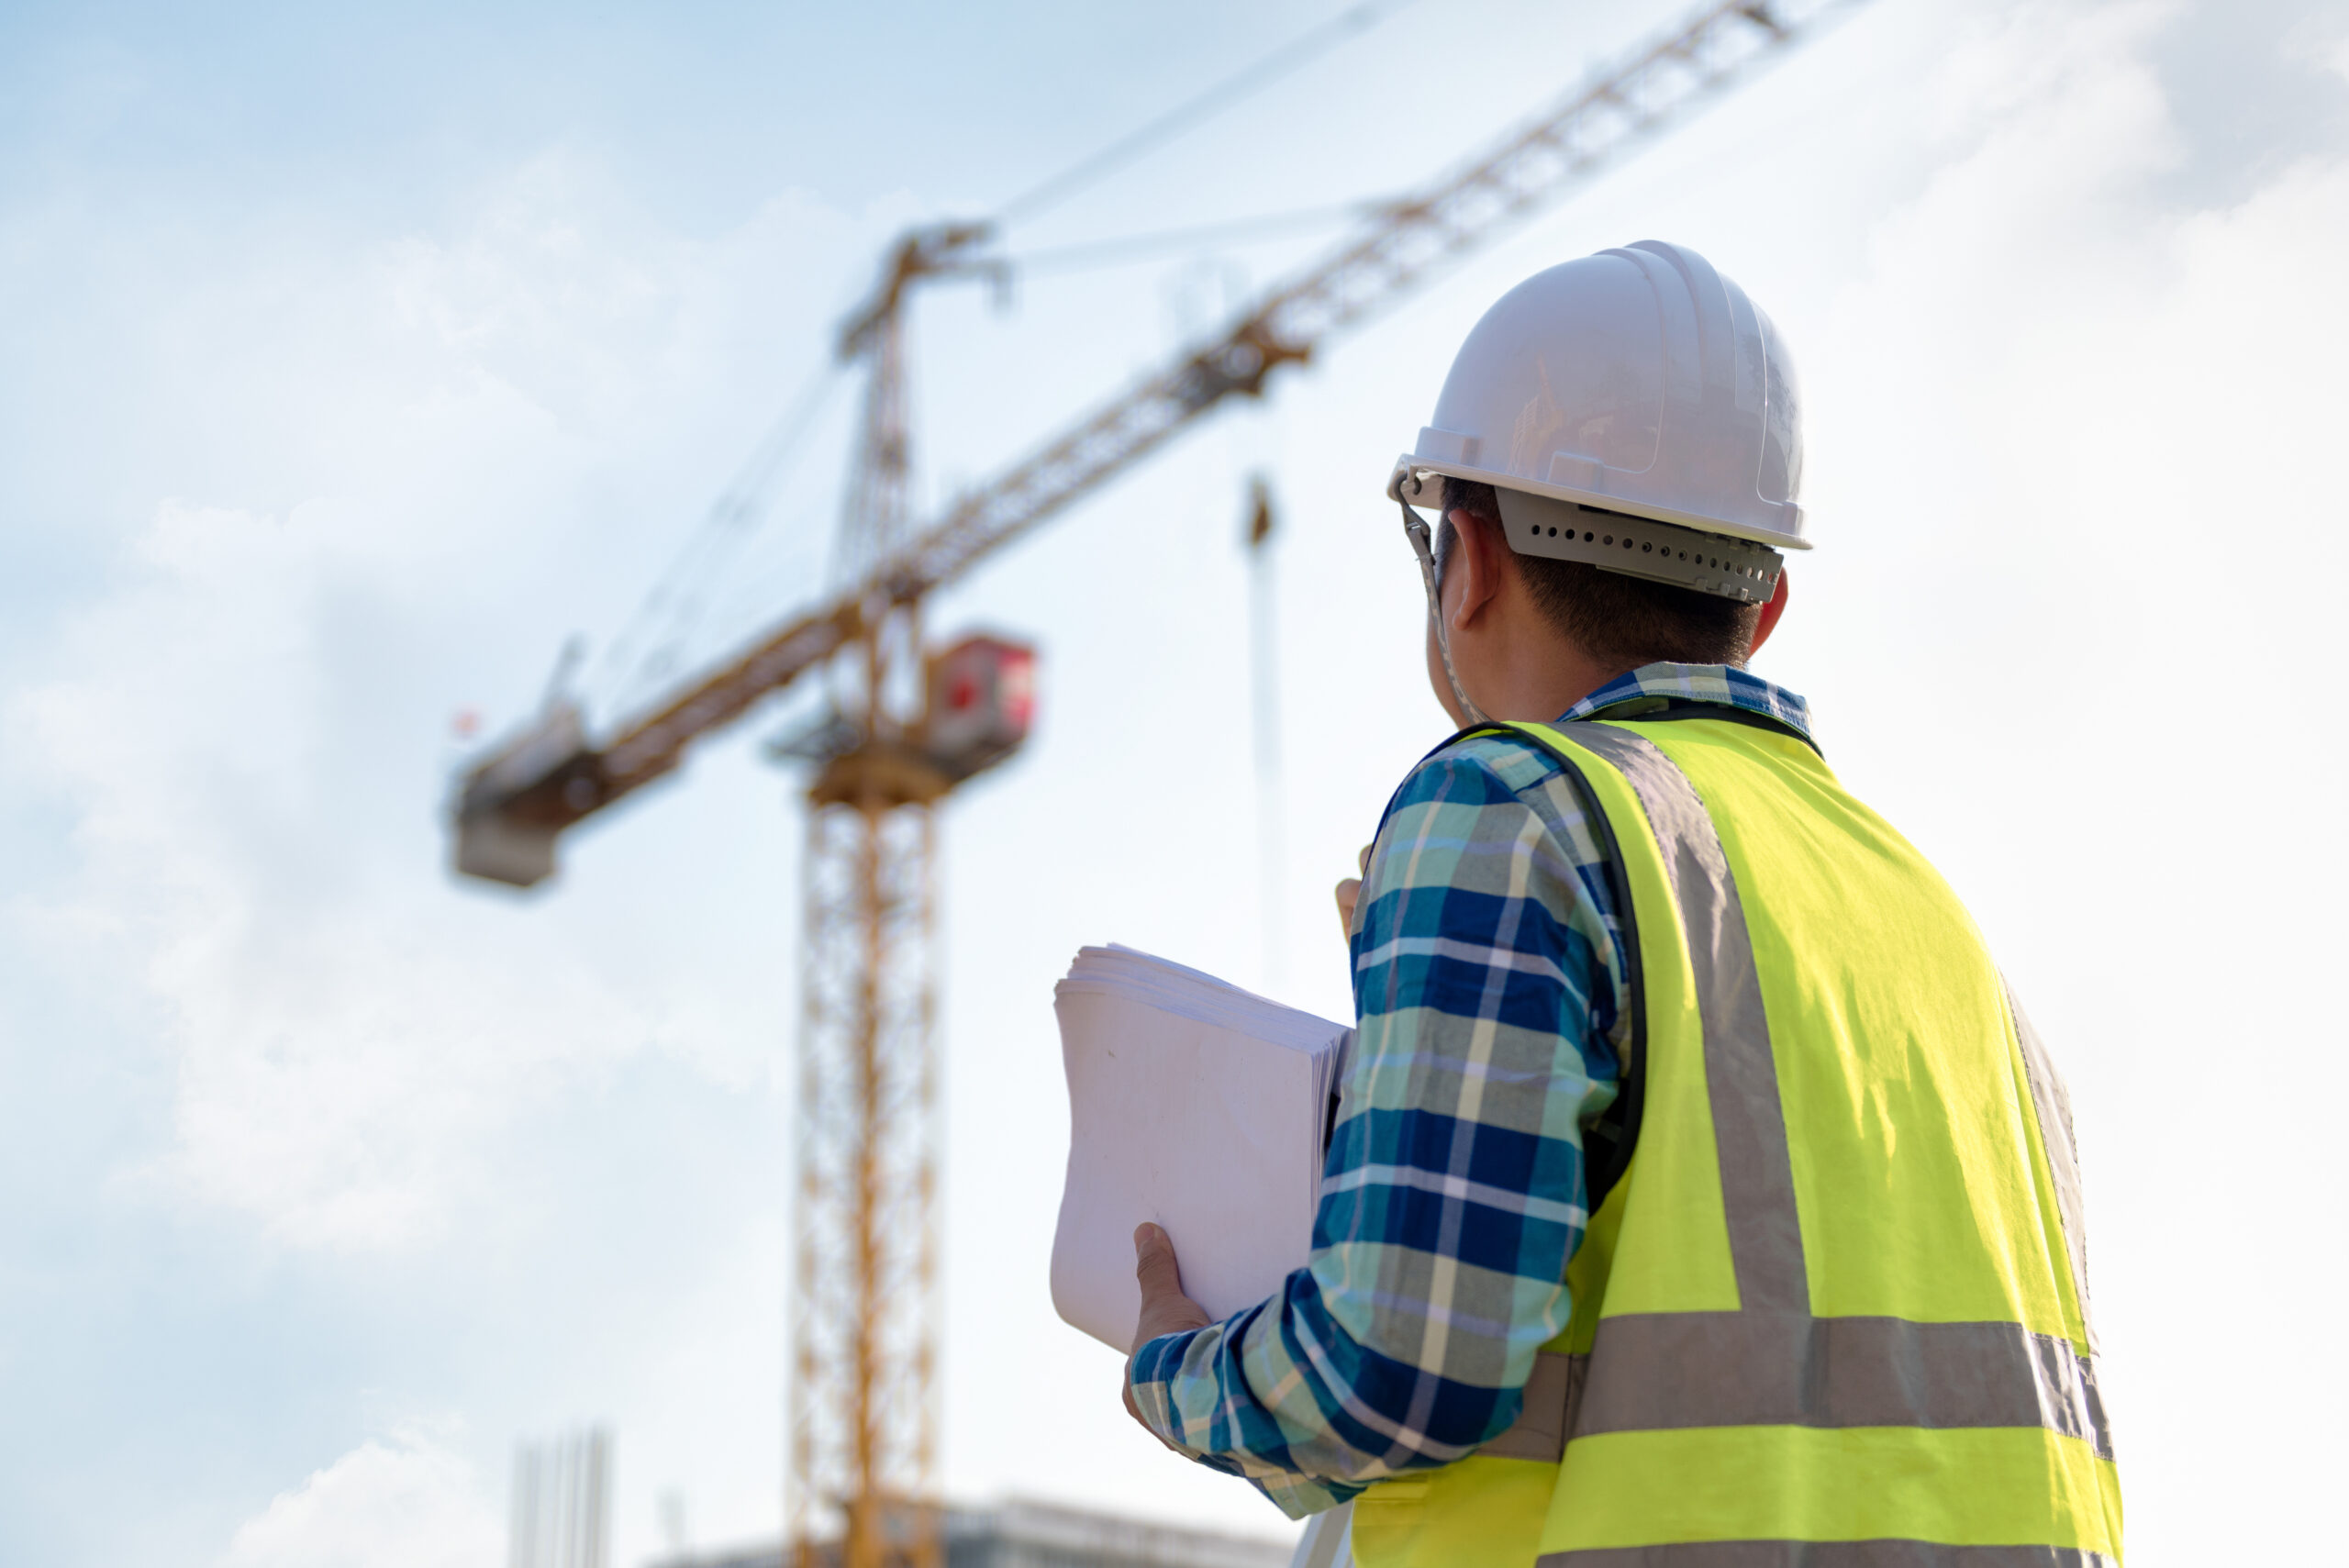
left=1492, top=484, right=1783, bottom=601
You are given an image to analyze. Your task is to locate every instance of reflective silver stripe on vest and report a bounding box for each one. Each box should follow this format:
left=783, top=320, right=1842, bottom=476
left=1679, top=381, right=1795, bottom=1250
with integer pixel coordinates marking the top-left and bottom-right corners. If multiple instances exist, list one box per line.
left=1541, top=1543, right=2118, bottom=1567
left=1481, top=1348, right=1581, bottom=1462
left=1562, top=724, right=1809, bottom=1315
left=2003, top=983, right=2101, bottom=1356
left=1494, top=723, right=2110, bottom=1473
left=1571, top=1314, right=2110, bottom=1458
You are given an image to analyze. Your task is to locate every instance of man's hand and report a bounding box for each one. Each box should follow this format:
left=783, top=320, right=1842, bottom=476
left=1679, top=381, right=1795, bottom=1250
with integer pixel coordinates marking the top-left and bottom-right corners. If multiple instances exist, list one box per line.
left=1333, top=844, right=1374, bottom=940
left=1122, top=1222, right=1212, bottom=1440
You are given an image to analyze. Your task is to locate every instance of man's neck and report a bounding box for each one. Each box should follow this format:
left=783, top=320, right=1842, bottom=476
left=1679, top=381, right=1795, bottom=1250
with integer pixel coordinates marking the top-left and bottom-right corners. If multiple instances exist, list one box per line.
left=1465, top=635, right=1635, bottom=725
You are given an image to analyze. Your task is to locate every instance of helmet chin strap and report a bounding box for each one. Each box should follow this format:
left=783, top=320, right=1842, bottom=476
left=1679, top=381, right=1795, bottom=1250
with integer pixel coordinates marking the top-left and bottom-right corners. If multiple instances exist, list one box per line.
left=1399, top=497, right=1491, bottom=729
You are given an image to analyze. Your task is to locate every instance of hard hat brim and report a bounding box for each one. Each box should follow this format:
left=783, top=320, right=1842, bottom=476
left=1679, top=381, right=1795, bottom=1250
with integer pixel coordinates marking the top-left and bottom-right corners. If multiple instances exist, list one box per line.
left=1388, top=456, right=1811, bottom=552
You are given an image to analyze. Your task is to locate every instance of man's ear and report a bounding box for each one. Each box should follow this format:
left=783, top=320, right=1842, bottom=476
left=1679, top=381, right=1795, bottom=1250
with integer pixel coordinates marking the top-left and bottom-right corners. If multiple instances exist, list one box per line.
left=1749, top=569, right=1790, bottom=656
left=1443, top=507, right=1509, bottom=631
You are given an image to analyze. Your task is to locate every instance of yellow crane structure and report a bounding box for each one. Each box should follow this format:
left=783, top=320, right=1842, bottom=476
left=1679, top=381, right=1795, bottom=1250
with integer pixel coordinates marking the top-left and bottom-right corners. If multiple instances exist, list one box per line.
left=447, top=5, right=1862, bottom=1565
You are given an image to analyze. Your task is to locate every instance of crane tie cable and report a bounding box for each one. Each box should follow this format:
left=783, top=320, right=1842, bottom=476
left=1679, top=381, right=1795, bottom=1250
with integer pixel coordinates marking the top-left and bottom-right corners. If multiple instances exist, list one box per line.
left=991, top=0, right=1420, bottom=228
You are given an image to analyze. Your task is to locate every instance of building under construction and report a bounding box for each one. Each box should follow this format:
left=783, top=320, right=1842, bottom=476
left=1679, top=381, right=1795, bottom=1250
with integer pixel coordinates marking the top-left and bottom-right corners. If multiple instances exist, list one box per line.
left=656, top=1499, right=1292, bottom=1568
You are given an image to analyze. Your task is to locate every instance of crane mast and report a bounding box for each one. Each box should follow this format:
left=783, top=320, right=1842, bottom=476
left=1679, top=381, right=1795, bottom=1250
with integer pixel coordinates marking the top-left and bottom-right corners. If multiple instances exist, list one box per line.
left=791, top=222, right=1007, bottom=1568
left=444, top=6, right=1864, bottom=1565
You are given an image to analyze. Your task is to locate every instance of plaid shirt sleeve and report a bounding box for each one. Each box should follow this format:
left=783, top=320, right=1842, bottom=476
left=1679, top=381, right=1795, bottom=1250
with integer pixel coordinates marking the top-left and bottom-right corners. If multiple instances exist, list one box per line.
left=1126, top=732, right=1629, bottom=1518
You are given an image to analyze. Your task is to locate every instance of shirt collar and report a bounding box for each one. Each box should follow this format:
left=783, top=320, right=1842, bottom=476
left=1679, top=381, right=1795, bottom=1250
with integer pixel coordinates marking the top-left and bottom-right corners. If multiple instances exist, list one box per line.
left=1563, top=662, right=1814, bottom=740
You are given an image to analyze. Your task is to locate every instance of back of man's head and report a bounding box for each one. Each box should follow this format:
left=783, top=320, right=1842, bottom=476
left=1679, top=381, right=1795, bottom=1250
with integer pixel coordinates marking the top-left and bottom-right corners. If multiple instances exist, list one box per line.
left=1439, top=476, right=1762, bottom=668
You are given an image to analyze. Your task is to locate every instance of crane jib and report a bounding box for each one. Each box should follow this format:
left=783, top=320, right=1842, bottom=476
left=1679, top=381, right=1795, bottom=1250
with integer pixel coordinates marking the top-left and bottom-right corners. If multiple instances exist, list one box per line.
left=450, top=0, right=1864, bottom=867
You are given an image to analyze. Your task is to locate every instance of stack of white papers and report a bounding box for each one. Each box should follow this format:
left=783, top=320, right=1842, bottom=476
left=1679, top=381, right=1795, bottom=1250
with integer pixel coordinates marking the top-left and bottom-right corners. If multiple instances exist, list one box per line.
left=1050, top=944, right=1352, bottom=1351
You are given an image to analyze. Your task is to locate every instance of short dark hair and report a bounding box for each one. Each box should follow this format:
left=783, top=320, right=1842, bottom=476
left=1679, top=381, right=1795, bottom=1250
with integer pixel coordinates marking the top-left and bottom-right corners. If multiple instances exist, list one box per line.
left=1438, top=477, right=1760, bottom=667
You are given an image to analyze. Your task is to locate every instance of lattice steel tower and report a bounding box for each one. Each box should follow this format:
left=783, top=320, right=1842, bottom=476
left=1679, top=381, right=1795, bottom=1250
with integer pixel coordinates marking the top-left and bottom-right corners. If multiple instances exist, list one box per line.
left=786, top=224, right=1010, bottom=1568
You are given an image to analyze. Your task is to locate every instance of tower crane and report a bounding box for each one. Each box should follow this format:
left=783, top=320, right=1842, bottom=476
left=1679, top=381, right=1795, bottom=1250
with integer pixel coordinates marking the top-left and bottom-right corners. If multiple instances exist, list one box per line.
left=446, top=5, right=1865, bottom=1566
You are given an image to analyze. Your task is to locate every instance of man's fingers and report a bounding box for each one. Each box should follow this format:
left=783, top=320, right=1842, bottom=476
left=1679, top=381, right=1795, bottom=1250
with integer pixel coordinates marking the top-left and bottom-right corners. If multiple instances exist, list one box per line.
left=1125, top=1225, right=1213, bottom=1446
left=1131, top=1223, right=1212, bottom=1351
left=1133, top=1222, right=1184, bottom=1300
left=1337, top=845, right=1374, bottom=940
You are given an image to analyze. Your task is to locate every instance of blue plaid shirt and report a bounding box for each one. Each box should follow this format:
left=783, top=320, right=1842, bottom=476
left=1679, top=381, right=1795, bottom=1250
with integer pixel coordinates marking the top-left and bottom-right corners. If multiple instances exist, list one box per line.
left=1127, top=663, right=1815, bottom=1518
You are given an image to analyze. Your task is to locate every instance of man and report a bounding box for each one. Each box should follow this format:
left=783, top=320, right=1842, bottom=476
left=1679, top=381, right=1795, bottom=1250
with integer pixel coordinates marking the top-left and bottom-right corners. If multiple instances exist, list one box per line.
left=1120, top=241, right=2121, bottom=1567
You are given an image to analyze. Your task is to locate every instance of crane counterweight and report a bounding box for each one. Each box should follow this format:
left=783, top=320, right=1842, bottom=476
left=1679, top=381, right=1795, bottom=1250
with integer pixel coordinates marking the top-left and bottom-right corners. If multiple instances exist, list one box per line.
left=451, top=704, right=597, bottom=887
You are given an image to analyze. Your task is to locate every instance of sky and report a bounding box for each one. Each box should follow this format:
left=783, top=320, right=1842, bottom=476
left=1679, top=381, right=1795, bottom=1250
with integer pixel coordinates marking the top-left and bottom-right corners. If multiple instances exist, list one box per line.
left=2, top=0, right=2345, bottom=1563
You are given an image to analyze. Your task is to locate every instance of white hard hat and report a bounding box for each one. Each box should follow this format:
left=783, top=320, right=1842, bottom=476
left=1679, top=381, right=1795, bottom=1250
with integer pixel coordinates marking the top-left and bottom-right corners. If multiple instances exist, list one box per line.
left=1387, top=240, right=1805, bottom=603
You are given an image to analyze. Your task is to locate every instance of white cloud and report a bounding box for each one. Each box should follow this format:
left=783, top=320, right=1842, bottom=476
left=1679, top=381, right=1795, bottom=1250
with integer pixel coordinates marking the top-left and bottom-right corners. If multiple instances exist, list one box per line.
left=217, top=1429, right=502, bottom=1568
left=2300, top=26, right=2349, bottom=87
left=0, top=160, right=869, bottom=1251
left=1802, top=0, right=2348, bottom=657
left=6, top=497, right=662, bottom=1250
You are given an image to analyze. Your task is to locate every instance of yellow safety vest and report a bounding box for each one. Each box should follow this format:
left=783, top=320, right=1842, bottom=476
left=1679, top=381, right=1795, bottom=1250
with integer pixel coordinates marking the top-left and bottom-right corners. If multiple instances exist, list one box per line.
left=1346, top=713, right=2121, bottom=1568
